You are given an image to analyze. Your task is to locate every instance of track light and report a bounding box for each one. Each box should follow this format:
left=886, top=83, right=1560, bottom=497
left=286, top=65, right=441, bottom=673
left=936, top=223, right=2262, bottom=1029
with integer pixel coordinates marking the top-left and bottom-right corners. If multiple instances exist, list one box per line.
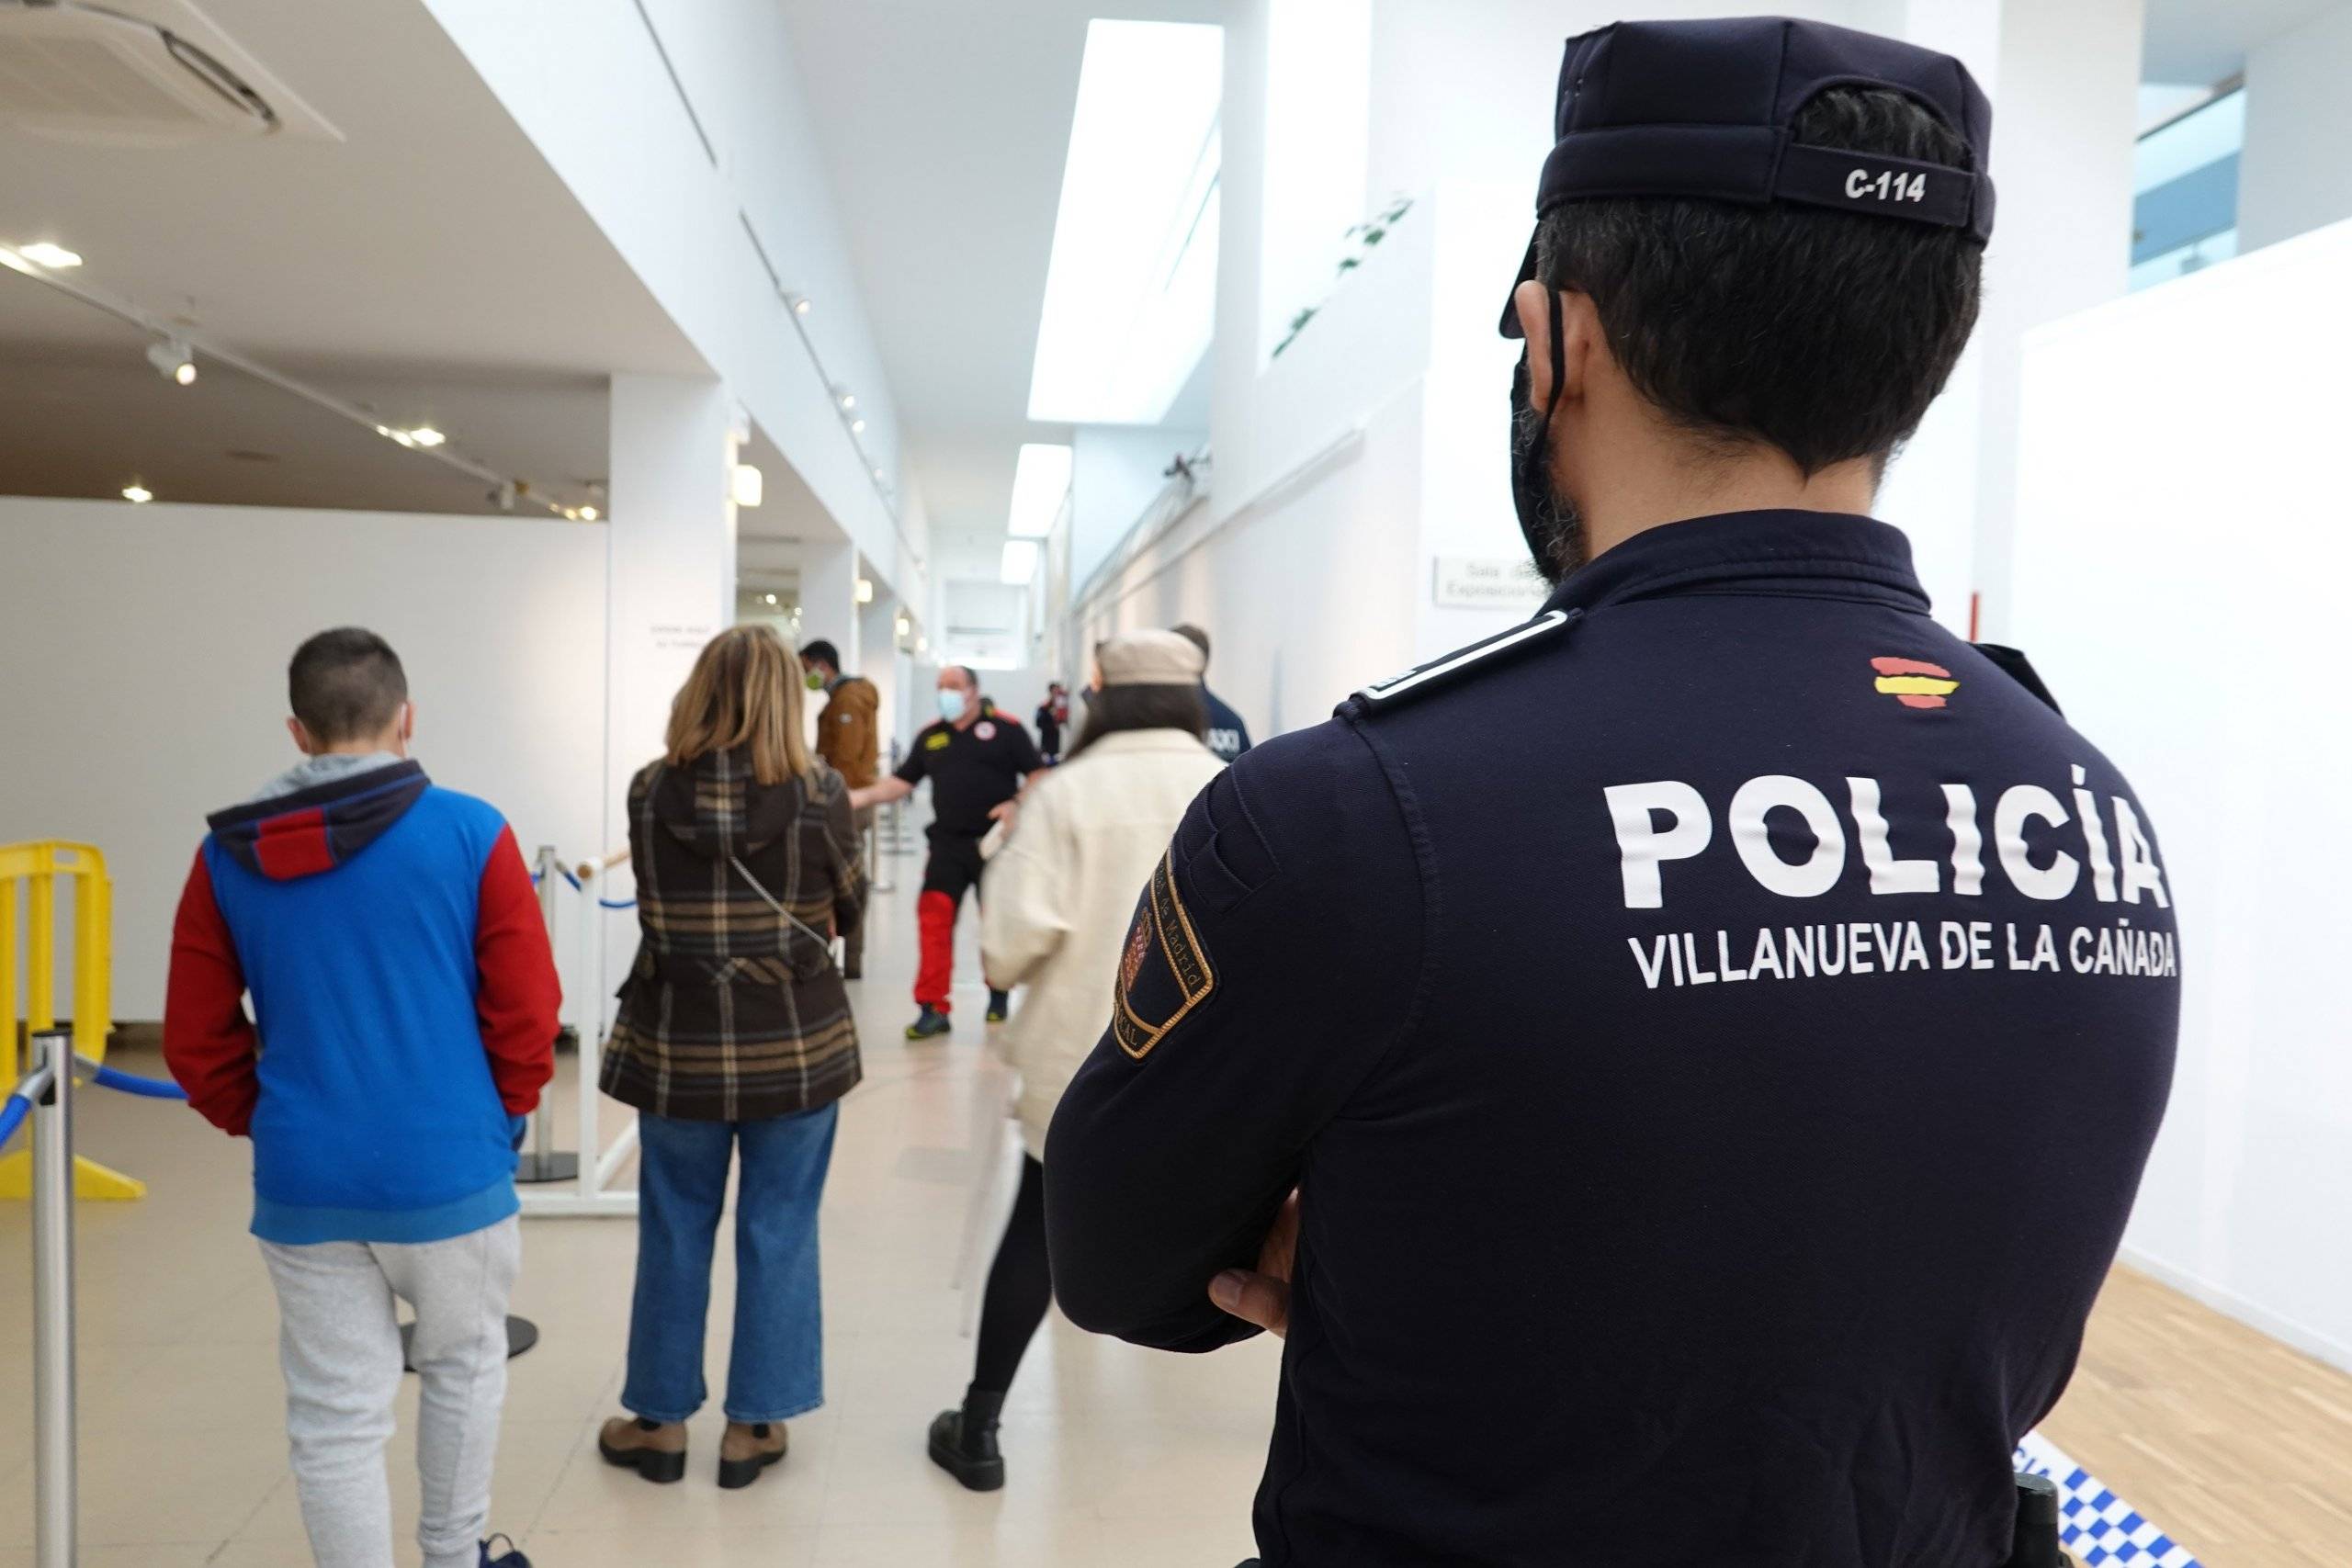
left=732, top=463, right=765, bottom=508
left=146, top=337, right=196, bottom=386
left=855, top=578, right=875, bottom=604
left=406, top=426, right=447, bottom=448
left=121, top=482, right=153, bottom=504
left=764, top=592, right=779, bottom=606
left=20, top=243, right=82, bottom=269
left=579, top=504, right=599, bottom=522
left=837, top=390, right=857, bottom=412
left=850, top=418, right=866, bottom=434
left=788, top=294, right=812, bottom=316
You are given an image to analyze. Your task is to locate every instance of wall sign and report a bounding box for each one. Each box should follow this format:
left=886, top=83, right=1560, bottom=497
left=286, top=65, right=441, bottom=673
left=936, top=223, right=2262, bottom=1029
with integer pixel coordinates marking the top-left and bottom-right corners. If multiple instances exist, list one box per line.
left=1433, top=556, right=1546, bottom=609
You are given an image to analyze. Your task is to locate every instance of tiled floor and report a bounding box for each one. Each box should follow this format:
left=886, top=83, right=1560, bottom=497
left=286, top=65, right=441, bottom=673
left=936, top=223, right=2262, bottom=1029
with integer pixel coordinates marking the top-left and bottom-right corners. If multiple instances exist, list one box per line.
left=3, top=869, right=2346, bottom=1565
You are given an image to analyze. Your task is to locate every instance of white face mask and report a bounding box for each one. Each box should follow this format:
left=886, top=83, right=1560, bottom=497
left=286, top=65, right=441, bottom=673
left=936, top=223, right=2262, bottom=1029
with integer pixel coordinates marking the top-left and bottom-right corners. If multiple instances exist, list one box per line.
left=937, top=688, right=967, bottom=724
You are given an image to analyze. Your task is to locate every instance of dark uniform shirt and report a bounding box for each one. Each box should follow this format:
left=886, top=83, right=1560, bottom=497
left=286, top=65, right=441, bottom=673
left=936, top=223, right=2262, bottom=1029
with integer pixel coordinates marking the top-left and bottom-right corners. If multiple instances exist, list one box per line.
left=894, top=708, right=1041, bottom=839
left=1046, top=512, right=2178, bottom=1568
left=1203, top=686, right=1252, bottom=765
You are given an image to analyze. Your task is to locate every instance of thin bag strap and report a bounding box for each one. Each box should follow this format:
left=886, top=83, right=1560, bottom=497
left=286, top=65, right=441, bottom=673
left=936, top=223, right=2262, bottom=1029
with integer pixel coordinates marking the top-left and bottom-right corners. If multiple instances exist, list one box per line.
left=729, top=854, right=837, bottom=953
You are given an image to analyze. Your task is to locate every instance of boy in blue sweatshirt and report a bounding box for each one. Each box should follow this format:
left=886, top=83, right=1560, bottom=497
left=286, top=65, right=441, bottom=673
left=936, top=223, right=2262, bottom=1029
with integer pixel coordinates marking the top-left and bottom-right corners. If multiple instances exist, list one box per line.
left=164, top=628, right=558, bottom=1568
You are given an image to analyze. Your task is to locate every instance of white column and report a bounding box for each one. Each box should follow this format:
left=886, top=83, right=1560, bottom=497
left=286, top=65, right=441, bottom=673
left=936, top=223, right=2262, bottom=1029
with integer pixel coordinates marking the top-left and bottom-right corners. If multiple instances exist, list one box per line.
left=605, top=374, right=738, bottom=853
left=799, top=536, right=861, bottom=671
left=2239, top=6, right=2352, bottom=254
left=1873, top=0, right=2143, bottom=640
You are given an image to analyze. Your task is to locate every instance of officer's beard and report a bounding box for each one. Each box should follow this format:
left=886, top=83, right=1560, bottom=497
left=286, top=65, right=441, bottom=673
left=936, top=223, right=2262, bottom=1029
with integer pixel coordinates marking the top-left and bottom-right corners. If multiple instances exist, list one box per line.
left=1510, top=355, right=1588, bottom=584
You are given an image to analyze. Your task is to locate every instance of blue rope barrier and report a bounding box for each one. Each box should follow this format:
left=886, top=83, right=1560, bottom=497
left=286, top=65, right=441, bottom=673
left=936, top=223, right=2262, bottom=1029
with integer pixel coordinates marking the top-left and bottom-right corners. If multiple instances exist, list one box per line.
left=599, top=897, right=637, bottom=910
left=0, top=1091, right=30, bottom=1147
left=85, top=1062, right=187, bottom=1100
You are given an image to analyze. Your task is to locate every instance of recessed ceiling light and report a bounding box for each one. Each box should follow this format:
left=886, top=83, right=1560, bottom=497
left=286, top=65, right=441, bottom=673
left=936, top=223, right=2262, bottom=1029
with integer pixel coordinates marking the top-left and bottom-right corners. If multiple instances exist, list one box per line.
left=854, top=578, right=875, bottom=604
left=764, top=592, right=779, bottom=606
left=375, top=424, right=416, bottom=447
left=121, top=483, right=153, bottom=504
left=406, top=426, right=447, bottom=448
left=850, top=418, right=867, bottom=434
left=146, top=338, right=197, bottom=386
left=20, top=243, right=82, bottom=269
left=732, top=463, right=765, bottom=508
left=579, top=504, right=600, bottom=522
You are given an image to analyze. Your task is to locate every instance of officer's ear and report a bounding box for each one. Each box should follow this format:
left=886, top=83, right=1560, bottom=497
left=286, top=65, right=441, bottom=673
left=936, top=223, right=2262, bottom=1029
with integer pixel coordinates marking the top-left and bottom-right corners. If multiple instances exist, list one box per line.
left=1511, top=281, right=1600, bottom=415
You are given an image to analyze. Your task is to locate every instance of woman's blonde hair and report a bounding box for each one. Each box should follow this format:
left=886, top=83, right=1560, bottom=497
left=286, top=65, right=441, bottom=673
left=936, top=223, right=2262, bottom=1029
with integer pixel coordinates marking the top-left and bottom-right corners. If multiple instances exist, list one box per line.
left=664, top=625, right=818, bottom=785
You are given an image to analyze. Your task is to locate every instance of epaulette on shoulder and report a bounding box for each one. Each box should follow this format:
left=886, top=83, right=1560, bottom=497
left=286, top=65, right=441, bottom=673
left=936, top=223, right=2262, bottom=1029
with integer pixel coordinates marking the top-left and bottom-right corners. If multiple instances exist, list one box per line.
left=1972, top=642, right=2063, bottom=716
left=1342, top=607, right=1583, bottom=717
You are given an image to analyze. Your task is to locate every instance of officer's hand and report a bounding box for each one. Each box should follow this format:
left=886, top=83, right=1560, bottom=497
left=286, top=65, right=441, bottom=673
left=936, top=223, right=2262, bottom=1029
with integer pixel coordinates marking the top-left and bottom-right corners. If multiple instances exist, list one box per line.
left=1209, top=1190, right=1299, bottom=1337
left=989, top=797, right=1020, bottom=826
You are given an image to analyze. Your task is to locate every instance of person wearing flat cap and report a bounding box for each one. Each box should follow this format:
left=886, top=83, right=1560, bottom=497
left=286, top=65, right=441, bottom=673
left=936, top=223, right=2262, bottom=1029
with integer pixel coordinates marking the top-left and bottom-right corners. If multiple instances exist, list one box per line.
left=1046, top=18, right=2177, bottom=1568
left=922, top=629, right=1226, bottom=1493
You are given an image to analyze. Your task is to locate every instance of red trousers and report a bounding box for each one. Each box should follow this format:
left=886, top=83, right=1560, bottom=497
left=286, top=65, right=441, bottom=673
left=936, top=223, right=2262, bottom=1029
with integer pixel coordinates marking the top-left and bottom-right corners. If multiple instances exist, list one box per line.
left=915, top=833, right=988, bottom=1011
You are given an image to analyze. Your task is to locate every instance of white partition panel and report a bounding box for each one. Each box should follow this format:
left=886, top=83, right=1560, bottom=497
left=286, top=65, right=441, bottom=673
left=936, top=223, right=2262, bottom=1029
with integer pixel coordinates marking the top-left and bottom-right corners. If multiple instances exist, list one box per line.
left=2010, top=220, right=2352, bottom=1371
left=0, top=497, right=608, bottom=1022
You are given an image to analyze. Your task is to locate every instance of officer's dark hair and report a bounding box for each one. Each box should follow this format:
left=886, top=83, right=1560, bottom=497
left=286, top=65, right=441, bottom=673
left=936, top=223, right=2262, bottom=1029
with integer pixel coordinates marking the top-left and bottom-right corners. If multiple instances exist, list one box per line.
left=1064, top=685, right=1208, bottom=763
left=288, top=627, right=408, bottom=743
left=799, top=638, right=841, bottom=673
left=1170, top=625, right=1211, bottom=671
left=1537, top=85, right=1982, bottom=478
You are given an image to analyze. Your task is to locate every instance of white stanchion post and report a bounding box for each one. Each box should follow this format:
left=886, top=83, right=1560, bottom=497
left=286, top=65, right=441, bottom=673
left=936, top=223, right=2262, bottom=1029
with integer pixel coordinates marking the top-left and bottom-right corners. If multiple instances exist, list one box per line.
left=28, top=1029, right=75, bottom=1568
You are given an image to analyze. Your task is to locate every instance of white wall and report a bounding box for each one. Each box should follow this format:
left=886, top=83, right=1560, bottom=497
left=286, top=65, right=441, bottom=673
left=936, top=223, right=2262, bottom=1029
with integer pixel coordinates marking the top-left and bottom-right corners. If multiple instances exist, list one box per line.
left=2238, top=3, right=2352, bottom=253
left=419, top=0, right=928, bottom=615
left=2010, top=220, right=2352, bottom=1372
left=1071, top=426, right=1204, bottom=590
left=0, top=497, right=607, bottom=1021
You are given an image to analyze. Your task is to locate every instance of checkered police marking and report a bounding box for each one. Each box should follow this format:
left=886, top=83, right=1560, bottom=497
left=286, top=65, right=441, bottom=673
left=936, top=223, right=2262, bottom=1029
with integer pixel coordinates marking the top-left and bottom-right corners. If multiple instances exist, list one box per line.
left=2015, top=1432, right=2203, bottom=1568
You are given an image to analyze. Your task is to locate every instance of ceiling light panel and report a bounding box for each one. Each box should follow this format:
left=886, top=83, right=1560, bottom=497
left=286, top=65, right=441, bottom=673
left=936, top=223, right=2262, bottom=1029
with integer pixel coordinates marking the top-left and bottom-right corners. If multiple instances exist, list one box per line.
left=1001, top=538, right=1042, bottom=586
left=1006, top=444, right=1074, bottom=538
left=1028, top=20, right=1224, bottom=426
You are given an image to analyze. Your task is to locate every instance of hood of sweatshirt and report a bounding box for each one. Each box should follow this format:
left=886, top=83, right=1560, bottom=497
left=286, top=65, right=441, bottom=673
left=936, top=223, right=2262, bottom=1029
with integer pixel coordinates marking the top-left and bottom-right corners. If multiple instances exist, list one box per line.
left=649, top=748, right=797, bottom=861
left=206, top=756, right=430, bottom=881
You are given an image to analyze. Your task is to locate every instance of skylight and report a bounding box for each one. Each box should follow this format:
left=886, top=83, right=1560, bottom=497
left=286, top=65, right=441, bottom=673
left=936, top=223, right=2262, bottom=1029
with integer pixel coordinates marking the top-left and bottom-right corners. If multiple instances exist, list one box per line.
left=1027, top=19, right=1224, bottom=426
left=1006, top=444, right=1074, bottom=538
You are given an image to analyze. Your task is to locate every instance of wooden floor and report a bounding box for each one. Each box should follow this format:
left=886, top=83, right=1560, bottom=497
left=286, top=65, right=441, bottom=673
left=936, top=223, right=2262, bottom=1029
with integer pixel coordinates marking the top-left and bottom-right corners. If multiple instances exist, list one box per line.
left=2041, top=1266, right=2352, bottom=1566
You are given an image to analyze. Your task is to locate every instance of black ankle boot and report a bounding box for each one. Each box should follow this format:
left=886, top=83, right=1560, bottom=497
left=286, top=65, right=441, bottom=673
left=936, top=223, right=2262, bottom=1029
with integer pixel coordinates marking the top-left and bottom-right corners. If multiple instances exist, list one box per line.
left=926, top=1385, right=1006, bottom=1492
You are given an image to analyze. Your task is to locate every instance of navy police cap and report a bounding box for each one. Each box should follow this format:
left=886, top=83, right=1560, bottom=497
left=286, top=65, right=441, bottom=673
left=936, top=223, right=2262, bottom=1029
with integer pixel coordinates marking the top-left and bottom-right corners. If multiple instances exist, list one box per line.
left=1501, top=16, right=1995, bottom=338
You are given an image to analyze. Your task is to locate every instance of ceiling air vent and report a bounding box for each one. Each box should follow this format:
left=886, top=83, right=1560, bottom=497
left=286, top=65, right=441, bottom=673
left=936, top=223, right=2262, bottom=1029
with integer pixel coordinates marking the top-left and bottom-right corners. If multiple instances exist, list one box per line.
left=0, top=0, right=338, bottom=147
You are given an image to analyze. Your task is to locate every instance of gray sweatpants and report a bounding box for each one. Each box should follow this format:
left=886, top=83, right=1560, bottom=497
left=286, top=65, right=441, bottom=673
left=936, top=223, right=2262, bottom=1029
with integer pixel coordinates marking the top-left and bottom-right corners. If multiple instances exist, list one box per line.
left=259, top=1216, right=521, bottom=1568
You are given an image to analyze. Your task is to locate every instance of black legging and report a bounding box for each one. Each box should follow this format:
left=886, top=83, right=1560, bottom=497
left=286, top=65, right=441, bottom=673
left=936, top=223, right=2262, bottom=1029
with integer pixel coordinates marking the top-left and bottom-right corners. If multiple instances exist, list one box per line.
left=973, top=1156, right=1053, bottom=1395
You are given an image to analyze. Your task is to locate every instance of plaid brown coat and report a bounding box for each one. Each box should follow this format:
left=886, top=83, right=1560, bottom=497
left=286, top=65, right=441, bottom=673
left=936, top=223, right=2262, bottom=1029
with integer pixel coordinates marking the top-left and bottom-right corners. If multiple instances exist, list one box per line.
left=600, top=747, right=866, bottom=1122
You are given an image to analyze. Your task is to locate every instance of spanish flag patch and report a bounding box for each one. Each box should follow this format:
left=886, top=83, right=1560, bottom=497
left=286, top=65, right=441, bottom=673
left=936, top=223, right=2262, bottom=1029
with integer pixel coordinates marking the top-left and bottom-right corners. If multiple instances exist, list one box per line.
left=1111, top=852, right=1216, bottom=1059
left=1871, top=656, right=1960, bottom=710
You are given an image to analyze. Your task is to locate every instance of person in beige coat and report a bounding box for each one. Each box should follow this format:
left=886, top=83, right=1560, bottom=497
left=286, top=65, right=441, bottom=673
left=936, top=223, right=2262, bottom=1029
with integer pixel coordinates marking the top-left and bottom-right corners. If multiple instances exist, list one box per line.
left=926, top=629, right=1227, bottom=1492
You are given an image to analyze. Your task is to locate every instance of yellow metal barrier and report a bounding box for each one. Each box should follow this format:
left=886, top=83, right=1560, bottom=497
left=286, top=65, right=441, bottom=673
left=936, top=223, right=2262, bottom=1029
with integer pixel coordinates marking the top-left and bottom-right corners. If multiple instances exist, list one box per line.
left=1, top=842, right=145, bottom=1200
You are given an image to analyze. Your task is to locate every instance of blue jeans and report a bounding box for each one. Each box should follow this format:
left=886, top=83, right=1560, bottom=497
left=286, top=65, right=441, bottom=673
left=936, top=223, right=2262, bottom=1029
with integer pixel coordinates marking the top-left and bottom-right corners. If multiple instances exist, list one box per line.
left=623, top=1102, right=838, bottom=1424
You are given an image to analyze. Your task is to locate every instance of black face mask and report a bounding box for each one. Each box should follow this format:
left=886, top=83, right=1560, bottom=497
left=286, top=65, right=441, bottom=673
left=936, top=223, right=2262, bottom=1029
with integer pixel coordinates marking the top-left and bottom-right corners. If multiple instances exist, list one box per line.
left=1510, top=291, right=1589, bottom=584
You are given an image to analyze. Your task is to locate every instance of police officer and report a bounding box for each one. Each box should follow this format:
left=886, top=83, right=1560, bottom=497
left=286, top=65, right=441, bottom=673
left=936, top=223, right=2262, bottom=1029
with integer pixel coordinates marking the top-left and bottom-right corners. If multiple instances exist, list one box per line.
left=1045, top=18, right=2178, bottom=1568
left=1172, top=624, right=1252, bottom=764
left=852, top=665, right=1044, bottom=1037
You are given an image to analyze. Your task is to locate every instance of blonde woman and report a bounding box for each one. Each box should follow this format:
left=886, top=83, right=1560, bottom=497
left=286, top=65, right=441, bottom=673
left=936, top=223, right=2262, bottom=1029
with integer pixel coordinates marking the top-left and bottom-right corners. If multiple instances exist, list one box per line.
left=928, top=629, right=1225, bottom=1490
left=597, top=626, right=865, bottom=1491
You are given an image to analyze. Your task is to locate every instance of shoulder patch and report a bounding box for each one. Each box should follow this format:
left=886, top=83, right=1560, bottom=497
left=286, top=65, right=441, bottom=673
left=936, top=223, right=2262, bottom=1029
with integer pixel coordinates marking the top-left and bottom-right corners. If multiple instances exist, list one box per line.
left=1110, top=851, right=1216, bottom=1059
left=1350, top=607, right=1581, bottom=714
left=923, top=729, right=953, bottom=750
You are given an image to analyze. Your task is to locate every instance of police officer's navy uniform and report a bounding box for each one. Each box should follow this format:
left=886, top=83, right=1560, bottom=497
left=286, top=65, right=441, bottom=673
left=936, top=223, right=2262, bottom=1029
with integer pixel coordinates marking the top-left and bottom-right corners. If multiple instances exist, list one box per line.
left=1044, top=18, right=2177, bottom=1568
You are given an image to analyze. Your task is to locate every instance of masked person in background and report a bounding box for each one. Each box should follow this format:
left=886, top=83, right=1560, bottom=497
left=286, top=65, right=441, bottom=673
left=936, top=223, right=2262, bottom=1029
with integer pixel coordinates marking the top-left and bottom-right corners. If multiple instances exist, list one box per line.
left=925, top=631, right=1226, bottom=1491
left=799, top=639, right=879, bottom=978
left=1034, top=682, right=1069, bottom=764
left=851, top=665, right=1045, bottom=1038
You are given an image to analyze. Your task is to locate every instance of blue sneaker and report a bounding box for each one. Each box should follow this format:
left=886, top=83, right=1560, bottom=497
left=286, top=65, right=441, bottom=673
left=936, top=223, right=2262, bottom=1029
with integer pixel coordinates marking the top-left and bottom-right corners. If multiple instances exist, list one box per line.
left=482, top=1537, right=530, bottom=1568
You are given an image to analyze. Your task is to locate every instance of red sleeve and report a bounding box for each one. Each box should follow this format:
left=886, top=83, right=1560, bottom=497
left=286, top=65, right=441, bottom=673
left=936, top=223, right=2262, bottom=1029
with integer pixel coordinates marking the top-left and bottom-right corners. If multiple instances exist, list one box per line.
left=163, top=850, right=259, bottom=1137
left=476, top=824, right=560, bottom=1114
